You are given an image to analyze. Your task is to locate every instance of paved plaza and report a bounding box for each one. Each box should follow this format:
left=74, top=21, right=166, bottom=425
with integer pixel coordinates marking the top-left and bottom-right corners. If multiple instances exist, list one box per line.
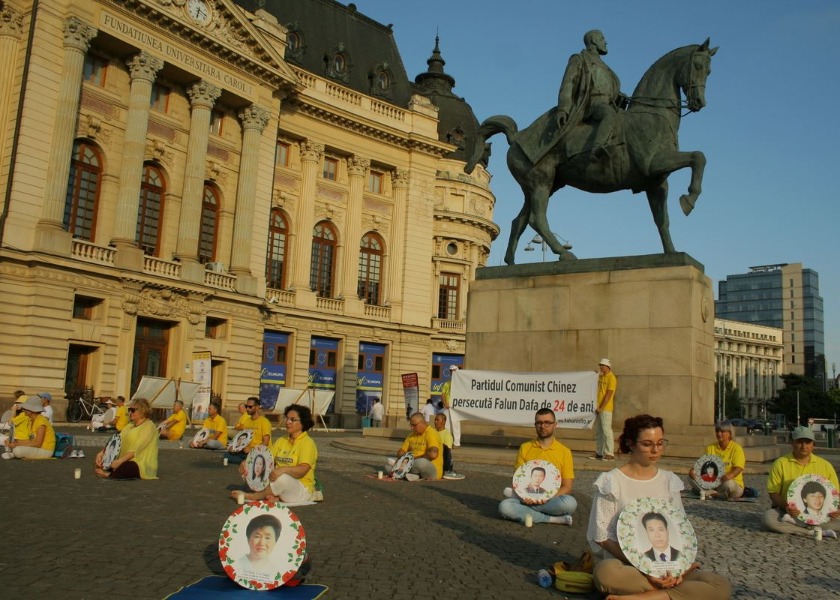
left=2, top=430, right=839, bottom=599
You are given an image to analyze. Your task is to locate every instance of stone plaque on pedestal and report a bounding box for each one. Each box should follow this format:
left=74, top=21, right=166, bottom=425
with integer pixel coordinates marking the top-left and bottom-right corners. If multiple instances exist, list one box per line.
left=466, top=254, right=715, bottom=428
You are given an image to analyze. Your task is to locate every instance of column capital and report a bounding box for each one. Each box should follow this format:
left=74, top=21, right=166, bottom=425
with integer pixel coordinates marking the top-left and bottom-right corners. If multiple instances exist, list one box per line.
left=63, top=16, right=97, bottom=52
left=391, top=168, right=409, bottom=188
left=187, top=80, right=221, bottom=109
left=347, top=156, right=370, bottom=177
left=0, top=7, right=23, bottom=39
left=238, top=104, right=270, bottom=132
left=126, top=51, right=163, bottom=84
left=300, top=141, right=324, bottom=163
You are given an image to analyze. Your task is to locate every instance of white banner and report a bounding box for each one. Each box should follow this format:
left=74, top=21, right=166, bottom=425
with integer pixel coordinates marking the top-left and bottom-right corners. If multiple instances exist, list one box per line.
left=191, top=351, right=212, bottom=421
left=450, top=369, right=598, bottom=428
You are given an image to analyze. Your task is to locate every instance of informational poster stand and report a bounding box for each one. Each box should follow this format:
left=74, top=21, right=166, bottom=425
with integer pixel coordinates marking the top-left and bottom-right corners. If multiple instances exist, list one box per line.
left=270, top=388, right=334, bottom=432
left=134, top=376, right=202, bottom=426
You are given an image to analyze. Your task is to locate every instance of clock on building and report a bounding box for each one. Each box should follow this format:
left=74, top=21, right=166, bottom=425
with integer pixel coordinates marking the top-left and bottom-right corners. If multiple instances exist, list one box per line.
left=185, top=0, right=212, bottom=26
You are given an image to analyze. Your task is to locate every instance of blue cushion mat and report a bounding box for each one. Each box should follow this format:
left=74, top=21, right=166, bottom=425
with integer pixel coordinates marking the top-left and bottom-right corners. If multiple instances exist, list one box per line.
left=165, top=575, right=327, bottom=599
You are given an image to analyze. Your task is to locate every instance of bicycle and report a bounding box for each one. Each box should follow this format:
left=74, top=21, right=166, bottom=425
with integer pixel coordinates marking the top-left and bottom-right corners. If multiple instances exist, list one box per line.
left=66, top=391, right=109, bottom=423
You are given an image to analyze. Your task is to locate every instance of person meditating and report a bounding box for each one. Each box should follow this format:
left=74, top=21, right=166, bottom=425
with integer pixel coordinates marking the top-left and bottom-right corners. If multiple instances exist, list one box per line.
left=7, top=396, right=55, bottom=459
left=586, top=414, right=731, bottom=599
left=230, top=404, right=318, bottom=503
left=95, top=398, right=158, bottom=480
left=158, top=399, right=187, bottom=441
left=190, top=400, right=228, bottom=450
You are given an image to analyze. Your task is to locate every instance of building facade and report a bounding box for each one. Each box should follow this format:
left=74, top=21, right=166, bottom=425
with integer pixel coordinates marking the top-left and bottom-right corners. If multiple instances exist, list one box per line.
left=0, top=0, right=498, bottom=426
left=714, top=318, right=783, bottom=419
left=716, top=263, right=825, bottom=379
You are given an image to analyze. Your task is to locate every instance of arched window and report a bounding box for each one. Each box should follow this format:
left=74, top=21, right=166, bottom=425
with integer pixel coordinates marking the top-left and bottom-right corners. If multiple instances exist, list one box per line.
left=358, top=233, right=384, bottom=304
left=136, top=163, right=165, bottom=256
left=199, top=186, right=219, bottom=264
left=266, top=208, right=288, bottom=289
left=64, top=141, right=102, bottom=241
left=310, top=221, right=336, bottom=297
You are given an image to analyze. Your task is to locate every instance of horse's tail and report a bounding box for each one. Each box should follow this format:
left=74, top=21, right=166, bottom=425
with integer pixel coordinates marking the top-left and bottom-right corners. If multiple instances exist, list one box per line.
left=464, top=115, right=519, bottom=174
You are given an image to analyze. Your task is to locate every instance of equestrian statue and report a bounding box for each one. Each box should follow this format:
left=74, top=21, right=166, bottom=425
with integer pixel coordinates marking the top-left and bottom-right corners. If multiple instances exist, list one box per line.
left=465, top=31, right=718, bottom=265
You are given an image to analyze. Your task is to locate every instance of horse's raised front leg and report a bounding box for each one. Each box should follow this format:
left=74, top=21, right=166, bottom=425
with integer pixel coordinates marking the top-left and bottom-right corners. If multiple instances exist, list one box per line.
left=505, top=201, right=531, bottom=265
left=648, top=149, right=706, bottom=216
left=528, top=185, right=577, bottom=261
left=646, top=181, right=675, bottom=253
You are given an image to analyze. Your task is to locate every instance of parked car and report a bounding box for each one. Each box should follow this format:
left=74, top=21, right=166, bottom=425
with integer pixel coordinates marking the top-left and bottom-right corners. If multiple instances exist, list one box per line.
left=721, top=418, right=764, bottom=434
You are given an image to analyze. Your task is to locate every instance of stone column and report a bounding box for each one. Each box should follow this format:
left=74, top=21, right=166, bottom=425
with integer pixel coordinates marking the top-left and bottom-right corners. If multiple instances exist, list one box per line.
left=229, top=104, right=269, bottom=293
left=111, top=52, right=163, bottom=268
left=289, top=141, right=323, bottom=293
left=36, top=16, right=97, bottom=255
left=176, top=81, right=220, bottom=282
left=0, top=7, right=23, bottom=169
left=337, top=155, right=368, bottom=301
left=385, top=169, right=408, bottom=306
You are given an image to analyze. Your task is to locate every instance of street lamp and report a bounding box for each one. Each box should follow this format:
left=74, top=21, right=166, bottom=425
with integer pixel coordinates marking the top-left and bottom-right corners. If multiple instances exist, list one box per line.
left=523, top=233, right=573, bottom=262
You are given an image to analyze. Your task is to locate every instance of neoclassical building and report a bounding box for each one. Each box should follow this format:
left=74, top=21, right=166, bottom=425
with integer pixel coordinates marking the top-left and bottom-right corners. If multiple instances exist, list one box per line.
left=714, top=318, right=784, bottom=419
left=0, top=0, right=498, bottom=426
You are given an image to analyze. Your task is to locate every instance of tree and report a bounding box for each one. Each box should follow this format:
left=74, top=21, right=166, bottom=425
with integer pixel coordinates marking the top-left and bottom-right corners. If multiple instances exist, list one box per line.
left=714, top=374, right=740, bottom=420
left=770, top=374, right=839, bottom=426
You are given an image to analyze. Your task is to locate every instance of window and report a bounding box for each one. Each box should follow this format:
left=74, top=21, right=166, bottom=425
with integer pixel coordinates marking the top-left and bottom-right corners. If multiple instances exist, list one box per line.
left=309, top=348, right=337, bottom=368
left=322, top=157, right=338, bottom=181
left=438, top=272, right=460, bottom=320
left=367, top=170, right=383, bottom=194
left=357, top=233, right=383, bottom=304
left=83, top=53, right=108, bottom=86
left=333, top=54, right=346, bottom=74
left=205, top=317, right=227, bottom=339
left=276, top=141, right=290, bottom=167
left=136, top=163, right=165, bottom=255
left=64, top=141, right=102, bottom=241
left=209, top=110, right=224, bottom=135
left=310, top=221, right=336, bottom=297
left=266, top=208, right=288, bottom=289
left=73, top=296, right=101, bottom=320
left=199, top=186, right=218, bottom=264
left=288, top=31, right=301, bottom=52
left=150, top=82, right=170, bottom=112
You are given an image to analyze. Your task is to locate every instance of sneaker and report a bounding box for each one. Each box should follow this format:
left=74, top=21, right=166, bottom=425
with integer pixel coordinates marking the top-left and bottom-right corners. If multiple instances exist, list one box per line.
left=311, top=490, right=324, bottom=502
left=503, top=487, right=514, bottom=498
left=77, top=449, right=85, bottom=458
left=404, top=473, right=420, bottom=482
left=69, top=449, right=79, bottom=458
left=1, top=452, right=12, bottom=460
left=443, top=471, right=465, bottom=480
left=587, top=454, right=603, bottom=460
left=823, top=529, right=838, bottom=540
left=62, top=445, right=74, bottom=459
left=603, top=455, right=615, bottom=461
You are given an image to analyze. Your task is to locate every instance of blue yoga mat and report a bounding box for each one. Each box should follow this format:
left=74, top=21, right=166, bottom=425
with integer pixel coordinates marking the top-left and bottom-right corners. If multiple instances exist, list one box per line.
left=165, top=576, right=328, bottom=599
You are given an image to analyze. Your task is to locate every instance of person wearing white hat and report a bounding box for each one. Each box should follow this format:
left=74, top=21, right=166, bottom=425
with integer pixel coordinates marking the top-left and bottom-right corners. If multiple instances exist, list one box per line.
left=590, top=358, right=617, bottom=461
left=8, top=396, right=56, bottom=459
left=441, top=364, right=462, bottom=447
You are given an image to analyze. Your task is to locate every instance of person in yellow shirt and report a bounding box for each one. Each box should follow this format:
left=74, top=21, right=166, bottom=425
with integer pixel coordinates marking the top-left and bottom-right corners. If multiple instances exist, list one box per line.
left=9, top=396, right=55, bottom=459
left=590, top=358, right=617, bottom=461
left=159, top=400, right=188, bottom=441
left=687, top=422, right=745, bottom=499
left=191, top=400, right=228, bottom=450
left=224, top=397, right=271, bottom=465
left=233, top=402, right=249, bottom=429
left=386, top=412, right=443, bottom=480
left=113, top=396, right=129, bottom=431
left=95, top=398, right=158, bottom=479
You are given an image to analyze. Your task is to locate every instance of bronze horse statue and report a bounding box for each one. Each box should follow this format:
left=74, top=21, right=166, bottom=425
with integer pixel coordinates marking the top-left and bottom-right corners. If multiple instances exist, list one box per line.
left=465, top=39, right=718, bottom=264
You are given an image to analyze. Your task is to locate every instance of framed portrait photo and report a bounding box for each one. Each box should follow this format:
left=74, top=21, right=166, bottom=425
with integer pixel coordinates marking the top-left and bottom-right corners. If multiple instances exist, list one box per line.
left=617, top=497, right=697, bottom=577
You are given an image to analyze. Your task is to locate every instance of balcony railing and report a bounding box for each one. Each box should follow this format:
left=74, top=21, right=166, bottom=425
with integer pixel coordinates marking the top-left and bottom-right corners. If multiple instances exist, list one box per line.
left=363, top=303, right=391, bottom=320
left=316, top=296, right=344, bottom=314
left=71, top=239, right=115, bottom=265
left=143, top=255, right=181, bottom=279
left=266, top=288, right=295, bottom=307
left=432, top=317, right=466, bottom=333
left=204, top=270, right=236, bottom=291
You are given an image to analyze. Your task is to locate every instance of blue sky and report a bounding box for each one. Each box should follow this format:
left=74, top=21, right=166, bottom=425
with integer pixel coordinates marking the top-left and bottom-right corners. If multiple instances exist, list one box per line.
left=352, top=0, right=840, bottom=373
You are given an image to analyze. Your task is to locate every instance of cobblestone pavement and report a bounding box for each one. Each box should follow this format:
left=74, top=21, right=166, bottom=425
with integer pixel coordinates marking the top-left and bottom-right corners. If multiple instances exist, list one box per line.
left=2, top=430, right=838, bottom=599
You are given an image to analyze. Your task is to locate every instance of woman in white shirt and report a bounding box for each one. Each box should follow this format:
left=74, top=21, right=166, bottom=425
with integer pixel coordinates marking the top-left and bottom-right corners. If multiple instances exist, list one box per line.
left=586, top=414, right=730, bottom=600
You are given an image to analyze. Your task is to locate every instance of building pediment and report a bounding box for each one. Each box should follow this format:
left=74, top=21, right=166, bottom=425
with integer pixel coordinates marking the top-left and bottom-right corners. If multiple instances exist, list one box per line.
left=107, top=0, right=299, bottom=91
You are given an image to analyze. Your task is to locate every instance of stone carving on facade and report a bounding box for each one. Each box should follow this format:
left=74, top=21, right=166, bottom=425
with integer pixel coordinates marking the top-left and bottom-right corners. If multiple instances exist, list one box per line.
left=391, top=168, right=408, bottom=188
left=0, top=6, right=23, bottom=38
left=315, top=202, right=342, bottom=225
left=206, top=160, right=222, bottom=182
left=299, top=141, right=324, bottom=162
left=238, top=105, right=270, bottom=132
left=471, top=198, right=488, bottom=217
left=153, top=0, right=258, bottom=60
left=146, top=138, right=174, bottom=167
left=126, top=51, right=164, bottom=83
left=63, top=16, right=97, bottom=52
left=272, top=188, right=295, bottom=210
left=347, top=155, right=370, bottom=177
left=78, top=114, right=112, bottom=147
left=362, top=214, right=381, bottom=232
left=444, top=340, right=462, bottom=352
left=187, top=80, right=221, bottom=109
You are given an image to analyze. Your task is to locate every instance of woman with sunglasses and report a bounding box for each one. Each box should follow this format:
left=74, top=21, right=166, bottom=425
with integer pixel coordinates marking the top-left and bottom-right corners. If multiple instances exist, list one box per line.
left=230, top=404, right=319, bottom=503
left=585, top=414, right=730, bottom=599
left=94, top=398, right=158, bottom=479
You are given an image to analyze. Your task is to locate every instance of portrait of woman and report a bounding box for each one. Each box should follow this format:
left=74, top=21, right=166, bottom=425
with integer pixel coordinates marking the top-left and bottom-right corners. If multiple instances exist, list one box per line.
left=237, top=514, right=282, bottom=580
left=252, top=454, right=268, bottom=483
left=700, top=462, right=718, bottom=483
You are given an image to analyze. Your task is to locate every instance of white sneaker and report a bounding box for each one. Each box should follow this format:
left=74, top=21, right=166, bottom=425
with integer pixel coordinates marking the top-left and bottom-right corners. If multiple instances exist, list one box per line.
left=1, top=452, right=12, bottom=460
left=404, top=473, right=420, bottom=482
left=503, top=487, right=514, bottom=498
left=823, top=529, right=838, bottom=540
left=77, top=449, right=85, bottom=458
left=443, top=471, right=465, bottom=480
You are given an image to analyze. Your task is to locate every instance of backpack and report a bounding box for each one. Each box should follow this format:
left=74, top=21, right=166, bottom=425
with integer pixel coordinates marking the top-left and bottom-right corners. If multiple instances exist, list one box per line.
left=53, top=433, right=75, bottom=458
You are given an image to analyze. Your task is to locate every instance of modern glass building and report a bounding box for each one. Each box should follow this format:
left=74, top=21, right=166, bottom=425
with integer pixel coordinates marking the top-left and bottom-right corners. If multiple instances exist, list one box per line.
left=716, top=263, right=825, bottom=378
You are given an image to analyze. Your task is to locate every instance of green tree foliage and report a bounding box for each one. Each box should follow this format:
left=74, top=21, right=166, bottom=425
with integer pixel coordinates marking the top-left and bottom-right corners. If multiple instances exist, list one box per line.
left=770, top=374, right=839, bottom=426
left=714, top=374, right=741, bottom=420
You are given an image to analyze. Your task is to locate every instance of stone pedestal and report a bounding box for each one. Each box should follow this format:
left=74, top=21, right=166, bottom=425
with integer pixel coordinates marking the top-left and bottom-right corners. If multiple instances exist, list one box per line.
left=466, top=254, right=716, bottom=428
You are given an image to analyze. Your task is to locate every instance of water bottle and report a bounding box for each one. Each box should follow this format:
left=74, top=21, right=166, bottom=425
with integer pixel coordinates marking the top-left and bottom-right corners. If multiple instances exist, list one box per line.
left=537, top=568, right=553, bottom=588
